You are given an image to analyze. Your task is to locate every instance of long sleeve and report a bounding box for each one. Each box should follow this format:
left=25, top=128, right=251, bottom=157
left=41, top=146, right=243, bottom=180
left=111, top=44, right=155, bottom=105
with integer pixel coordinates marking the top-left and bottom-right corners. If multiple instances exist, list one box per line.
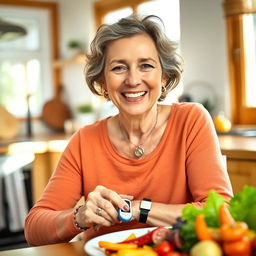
left=184, top=104, right=233, bottom=202
left=24, top=132, right=84, bottom=245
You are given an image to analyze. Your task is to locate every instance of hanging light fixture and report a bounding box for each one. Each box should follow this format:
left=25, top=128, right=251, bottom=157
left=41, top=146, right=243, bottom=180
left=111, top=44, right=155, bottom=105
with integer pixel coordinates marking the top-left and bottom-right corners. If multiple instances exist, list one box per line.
left=0, top=18, right=27, bottom=41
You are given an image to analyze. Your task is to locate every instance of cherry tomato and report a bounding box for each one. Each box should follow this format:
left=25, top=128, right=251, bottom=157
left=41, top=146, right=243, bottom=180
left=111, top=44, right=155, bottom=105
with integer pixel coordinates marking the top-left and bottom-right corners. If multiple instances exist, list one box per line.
left=252, top=237, right=256, bottom=254
left=155, top=241, right=174, bottom=256
left=220, top=221, right=248, bottom=242
left=223, top=236, right=251, bottom=255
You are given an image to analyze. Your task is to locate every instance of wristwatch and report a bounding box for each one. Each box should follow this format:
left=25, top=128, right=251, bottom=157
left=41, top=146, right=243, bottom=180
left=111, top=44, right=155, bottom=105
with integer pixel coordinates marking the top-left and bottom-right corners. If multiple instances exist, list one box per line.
left=139, top=198, right=152, bottom=223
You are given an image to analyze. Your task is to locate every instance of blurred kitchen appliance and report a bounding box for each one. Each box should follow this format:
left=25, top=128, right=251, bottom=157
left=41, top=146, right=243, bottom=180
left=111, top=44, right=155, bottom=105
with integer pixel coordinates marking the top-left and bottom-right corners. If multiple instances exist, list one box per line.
left=42, top=85, right=71, bottom=131
left=0, top=18, right=27, bottom=41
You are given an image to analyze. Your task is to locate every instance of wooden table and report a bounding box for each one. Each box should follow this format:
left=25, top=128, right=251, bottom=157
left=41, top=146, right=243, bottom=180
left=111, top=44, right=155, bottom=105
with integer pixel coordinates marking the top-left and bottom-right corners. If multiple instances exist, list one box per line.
left=0, top=241, right=88, bottom=256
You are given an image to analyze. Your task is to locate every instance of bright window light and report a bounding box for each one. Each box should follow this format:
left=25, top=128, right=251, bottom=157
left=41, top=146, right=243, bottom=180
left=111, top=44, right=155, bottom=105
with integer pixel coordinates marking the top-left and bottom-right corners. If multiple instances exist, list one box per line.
left=243, top=14, right=256, bottom=107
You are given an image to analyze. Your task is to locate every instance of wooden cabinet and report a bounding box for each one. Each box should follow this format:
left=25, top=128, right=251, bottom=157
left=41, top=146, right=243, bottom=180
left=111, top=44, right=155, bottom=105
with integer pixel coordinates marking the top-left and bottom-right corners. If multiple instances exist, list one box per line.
left=32, top=151, right=63, bottom=202
left=219, top=135, right=256, bottom=194
left=227, top=160, right=256, bottom=194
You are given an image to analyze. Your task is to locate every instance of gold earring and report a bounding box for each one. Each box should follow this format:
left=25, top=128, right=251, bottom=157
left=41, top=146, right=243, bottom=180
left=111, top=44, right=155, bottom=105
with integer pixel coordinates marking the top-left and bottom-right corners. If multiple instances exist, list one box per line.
left=103, top=89, right=109, bottom=100
left=161, top=86, right=167, bottom=95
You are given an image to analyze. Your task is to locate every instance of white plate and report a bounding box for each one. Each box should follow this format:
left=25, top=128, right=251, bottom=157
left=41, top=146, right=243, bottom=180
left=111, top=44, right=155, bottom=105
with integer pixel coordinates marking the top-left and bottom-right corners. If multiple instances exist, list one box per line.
left=84, top=227, right=156, bottom=256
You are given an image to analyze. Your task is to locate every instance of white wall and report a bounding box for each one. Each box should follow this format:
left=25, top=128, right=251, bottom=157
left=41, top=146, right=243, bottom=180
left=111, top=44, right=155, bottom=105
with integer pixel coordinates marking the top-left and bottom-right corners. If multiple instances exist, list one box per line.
left=179, top=0, right=230, bottom=117
left=56, top=0, right=98, bottom=118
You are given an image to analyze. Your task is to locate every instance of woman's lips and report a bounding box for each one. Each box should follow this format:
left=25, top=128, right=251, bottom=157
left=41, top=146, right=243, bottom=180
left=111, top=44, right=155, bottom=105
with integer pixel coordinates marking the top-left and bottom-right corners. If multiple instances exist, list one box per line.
left=121, top=91, right=147, bottom=102
left=121, top=91, right=147, bottom=99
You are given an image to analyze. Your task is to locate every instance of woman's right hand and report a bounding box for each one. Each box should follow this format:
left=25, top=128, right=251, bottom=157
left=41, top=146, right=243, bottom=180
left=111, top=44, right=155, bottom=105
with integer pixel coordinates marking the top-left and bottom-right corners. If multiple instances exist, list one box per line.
left=75, top=185, right=133, bottom=230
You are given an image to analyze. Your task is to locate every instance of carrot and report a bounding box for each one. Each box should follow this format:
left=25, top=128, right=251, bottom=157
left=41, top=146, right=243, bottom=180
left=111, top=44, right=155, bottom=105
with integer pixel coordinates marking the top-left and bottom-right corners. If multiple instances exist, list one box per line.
left=195, top=214, right=215, bottom=241
left=219, top=204, right=235, bottom=225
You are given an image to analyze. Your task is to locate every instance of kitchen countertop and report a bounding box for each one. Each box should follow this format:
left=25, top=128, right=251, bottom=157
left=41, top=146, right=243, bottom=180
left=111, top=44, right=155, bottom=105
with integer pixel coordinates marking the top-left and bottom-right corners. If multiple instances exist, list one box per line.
left=0, top=133, right=71, bottom=154
left=218, top=134, right=256, bottom=160
left=0, top=133, right=256, bottom=159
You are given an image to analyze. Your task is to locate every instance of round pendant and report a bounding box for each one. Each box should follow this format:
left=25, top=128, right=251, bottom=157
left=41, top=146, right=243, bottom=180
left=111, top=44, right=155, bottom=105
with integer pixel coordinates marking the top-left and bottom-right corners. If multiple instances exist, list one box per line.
left=134, top=145, right=144, bottom=158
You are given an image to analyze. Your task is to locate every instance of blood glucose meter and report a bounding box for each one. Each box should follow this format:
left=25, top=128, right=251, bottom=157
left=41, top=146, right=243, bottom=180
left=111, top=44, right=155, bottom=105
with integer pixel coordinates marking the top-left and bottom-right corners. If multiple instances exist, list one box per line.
left=118, top=199, right=132, bottom=222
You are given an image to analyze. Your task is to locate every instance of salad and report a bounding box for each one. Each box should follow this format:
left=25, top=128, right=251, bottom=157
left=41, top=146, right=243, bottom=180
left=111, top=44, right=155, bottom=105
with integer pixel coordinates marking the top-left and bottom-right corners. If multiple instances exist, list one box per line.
left=98, top=186, right=256, bottom=256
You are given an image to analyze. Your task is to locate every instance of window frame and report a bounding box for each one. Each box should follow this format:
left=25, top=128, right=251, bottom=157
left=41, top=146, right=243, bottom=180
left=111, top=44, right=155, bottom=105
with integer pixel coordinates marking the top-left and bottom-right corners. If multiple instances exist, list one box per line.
left=0, top=0, right=60, bottom=120
left=223, top=0, right=256, bottom=125
left=94, top=0, right=153, bottom=28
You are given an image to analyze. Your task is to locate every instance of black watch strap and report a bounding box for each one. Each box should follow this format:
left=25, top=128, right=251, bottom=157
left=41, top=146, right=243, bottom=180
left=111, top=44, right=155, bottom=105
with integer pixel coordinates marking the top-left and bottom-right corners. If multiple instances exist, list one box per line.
left=139, top=198, right=152, bottom=223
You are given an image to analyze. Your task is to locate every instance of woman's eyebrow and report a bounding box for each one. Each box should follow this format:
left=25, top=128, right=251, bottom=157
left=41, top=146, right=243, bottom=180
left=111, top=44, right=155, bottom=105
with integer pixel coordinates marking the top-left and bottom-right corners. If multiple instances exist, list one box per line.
left=139, top=58, right=157, bottom=64
left=109, top=58, right=157, bottom=65
left=109, top=59, right=127, bottom=65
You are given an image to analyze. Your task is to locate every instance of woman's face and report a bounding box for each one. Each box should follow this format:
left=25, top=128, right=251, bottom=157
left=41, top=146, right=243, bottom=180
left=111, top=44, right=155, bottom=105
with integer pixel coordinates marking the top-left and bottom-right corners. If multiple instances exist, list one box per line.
left=103, top=33, right=167, bottom=116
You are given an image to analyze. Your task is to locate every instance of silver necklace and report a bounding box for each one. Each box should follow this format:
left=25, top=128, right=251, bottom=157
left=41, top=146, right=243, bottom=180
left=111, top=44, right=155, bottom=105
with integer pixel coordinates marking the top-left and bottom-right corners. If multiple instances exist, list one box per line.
left=119, top=108, right=159, bottom=158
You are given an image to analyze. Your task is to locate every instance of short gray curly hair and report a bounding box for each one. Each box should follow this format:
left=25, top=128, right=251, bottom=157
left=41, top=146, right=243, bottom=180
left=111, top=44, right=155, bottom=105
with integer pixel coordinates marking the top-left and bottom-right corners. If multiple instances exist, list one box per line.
left=85, top=15, right=183, bottom=101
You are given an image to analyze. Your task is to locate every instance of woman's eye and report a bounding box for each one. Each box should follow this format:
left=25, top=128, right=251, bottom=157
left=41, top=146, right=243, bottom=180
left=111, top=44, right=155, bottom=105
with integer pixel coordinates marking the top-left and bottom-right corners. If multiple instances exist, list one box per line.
left=141, top=63, right=154, bottom=69
left=111, top=66, right=126, bottom=72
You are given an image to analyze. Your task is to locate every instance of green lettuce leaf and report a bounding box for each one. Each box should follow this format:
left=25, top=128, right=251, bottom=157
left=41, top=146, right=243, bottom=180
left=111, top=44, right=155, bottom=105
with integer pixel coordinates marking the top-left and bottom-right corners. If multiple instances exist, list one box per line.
left=229, top=185, right=256, bottom=230
left=180, top=190, right=225, bottom=252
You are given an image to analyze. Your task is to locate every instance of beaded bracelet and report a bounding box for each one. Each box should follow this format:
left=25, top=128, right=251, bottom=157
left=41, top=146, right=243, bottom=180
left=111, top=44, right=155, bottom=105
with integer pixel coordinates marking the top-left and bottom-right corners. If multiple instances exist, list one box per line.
left=73, top=205, right=89, bottom=231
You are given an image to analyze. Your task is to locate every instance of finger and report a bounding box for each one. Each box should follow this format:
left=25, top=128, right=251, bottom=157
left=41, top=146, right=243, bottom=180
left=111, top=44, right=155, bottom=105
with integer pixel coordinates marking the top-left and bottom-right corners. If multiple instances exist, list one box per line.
left=82, top=200, right=114, bottom=227
left=120, top=194, right=134, bottom=200
left=96, top=198, right=119, bottom=222
left=95, top=206, right=114, bottom=224
left=86, top=191, right=118, bottom=224
left=100, top=188, right=129, bottom=211
left=93, top=209, right=114, bottom=227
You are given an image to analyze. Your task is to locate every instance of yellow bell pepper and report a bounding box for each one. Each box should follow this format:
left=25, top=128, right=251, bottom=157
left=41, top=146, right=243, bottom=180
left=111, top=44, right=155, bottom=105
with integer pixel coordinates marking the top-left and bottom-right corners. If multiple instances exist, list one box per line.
left=116, top=248, right=157, bottom=256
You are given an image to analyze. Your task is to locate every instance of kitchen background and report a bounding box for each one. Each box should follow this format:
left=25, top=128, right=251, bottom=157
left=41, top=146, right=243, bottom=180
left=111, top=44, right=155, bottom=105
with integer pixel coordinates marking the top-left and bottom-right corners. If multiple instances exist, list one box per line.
left=0, top=0, right=230, bottom=138
left=1, top=0, right=256, bottom=252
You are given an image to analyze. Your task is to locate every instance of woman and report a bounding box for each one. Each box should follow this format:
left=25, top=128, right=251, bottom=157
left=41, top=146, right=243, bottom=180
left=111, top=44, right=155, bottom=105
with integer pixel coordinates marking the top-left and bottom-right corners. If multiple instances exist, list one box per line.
left=25, top=15, right=233, bottom=246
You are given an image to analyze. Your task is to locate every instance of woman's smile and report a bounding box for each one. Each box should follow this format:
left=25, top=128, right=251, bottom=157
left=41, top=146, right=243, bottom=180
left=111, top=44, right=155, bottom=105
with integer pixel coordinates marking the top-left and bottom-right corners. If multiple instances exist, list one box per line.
left=121, top=91, right=147, bottom=102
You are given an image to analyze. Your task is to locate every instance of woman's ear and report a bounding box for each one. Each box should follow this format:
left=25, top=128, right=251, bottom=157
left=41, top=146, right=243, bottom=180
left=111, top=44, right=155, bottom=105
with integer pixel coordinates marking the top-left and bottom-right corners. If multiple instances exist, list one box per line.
left=98, top=77, right=106, bottom=89
left=161, top=74, right=168, bottom=87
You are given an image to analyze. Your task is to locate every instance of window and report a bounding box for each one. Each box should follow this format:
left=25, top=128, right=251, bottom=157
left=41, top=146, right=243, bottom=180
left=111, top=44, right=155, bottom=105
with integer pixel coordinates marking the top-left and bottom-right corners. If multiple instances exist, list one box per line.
left=223, top=0, right=256, bottom=124
left=0, top=1, right=59, bottom=119
left=243, top=14, right=256, bottom=108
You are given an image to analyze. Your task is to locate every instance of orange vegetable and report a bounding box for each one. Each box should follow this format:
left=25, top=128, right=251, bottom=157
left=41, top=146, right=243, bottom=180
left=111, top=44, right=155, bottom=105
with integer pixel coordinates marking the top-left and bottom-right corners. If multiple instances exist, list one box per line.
left=116, top=248, right=157, bottom=256
left=98, top=241, right=138, bottom=251
left=219, top=204, right=235, bottom=225
left=124, top=233, right=136, bottom=241
left=223, top=236, right=251, bottom=255
left=220, top=221, right=248, bottom=242
left=195, top=214, right=215, bottom=241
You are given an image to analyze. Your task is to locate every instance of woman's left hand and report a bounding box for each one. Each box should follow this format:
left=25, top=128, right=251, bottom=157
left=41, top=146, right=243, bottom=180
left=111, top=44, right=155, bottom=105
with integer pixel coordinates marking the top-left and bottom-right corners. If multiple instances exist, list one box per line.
left=76, top=185, right=133, bottom=230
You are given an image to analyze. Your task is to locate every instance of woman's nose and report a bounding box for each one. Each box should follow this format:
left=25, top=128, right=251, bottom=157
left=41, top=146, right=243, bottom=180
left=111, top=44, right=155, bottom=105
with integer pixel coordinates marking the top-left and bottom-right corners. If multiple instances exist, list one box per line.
left=125, top=69, right=141, bottom=86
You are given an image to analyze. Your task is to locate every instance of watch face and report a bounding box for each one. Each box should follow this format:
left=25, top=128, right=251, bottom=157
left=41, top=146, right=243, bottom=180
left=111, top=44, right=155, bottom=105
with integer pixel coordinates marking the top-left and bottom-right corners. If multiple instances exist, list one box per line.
left=140, top=200, right=152, bottom=210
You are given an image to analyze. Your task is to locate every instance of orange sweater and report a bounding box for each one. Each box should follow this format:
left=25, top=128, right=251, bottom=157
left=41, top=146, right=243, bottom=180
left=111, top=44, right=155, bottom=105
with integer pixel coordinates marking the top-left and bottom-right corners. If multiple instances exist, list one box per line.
left=25, top=103, right=233, bottom=245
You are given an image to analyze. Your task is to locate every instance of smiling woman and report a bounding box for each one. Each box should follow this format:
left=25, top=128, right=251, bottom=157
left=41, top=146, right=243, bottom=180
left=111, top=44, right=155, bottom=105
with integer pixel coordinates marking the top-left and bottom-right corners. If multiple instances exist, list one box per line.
left=24, top=15, right=232, bottom=248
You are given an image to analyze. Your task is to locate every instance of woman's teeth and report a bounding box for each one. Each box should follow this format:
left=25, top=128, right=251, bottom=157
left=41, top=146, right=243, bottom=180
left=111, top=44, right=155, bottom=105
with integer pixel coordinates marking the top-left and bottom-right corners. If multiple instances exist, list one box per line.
left=123, top=92, right=146, bottom=98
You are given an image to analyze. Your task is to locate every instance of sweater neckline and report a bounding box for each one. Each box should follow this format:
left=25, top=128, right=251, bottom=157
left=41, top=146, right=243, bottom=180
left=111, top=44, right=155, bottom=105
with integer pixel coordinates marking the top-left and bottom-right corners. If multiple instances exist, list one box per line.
left=101, top=104, right=178, bottom=164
